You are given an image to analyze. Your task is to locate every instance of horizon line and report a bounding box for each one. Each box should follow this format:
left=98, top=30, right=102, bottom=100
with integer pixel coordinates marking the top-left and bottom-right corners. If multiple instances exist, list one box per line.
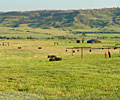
left=0, top=7, right=119, bottom=13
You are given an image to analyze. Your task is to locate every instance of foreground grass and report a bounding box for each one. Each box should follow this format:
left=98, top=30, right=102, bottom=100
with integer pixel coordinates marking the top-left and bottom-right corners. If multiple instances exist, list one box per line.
left=0, top=51, right=120, bottom=99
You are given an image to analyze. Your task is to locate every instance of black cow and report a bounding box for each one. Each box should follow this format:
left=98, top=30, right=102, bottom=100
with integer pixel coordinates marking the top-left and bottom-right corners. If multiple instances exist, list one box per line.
left=49, top=57, right=62, bottom=61
left=48, top=55, right=56, bottom=58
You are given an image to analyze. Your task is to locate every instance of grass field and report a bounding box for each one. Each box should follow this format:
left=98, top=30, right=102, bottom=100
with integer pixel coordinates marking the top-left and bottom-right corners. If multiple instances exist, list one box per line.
left=0, top=8, right=120, bottom=99
left=0, top=38, right=119, bottom=100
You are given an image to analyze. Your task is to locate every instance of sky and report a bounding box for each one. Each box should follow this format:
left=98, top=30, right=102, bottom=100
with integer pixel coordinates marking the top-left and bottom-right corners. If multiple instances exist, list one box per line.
left=0, top=0, right=120, bottom=12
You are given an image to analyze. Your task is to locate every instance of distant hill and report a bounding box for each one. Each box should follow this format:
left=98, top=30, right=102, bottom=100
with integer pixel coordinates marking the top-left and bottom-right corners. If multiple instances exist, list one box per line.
left=0, top=8, right=120, bottom=32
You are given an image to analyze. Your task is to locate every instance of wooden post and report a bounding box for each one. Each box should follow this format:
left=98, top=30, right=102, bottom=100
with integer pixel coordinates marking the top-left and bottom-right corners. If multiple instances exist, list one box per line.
left=2, top=42, right=4, bottom=46
left=81, top=47, right=83, bottom=59
left=82, top=39, right=84, bottom=43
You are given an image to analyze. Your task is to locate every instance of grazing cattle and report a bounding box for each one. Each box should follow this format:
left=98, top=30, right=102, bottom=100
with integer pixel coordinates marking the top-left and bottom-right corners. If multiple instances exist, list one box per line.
left=18, top=47, right=22, bottom=49
left=73, top=50, right=75, bottom=53
left=48, top=55, right=56, bottom=58
left=38, top=47, right=42, bottom=49
left=76, top=40, right=80, bottom=43
left=114, top=47, right=117, bottom=50
left=77, top=50, right=79, bottom=52
left=48, top=55, right=62, bottom=61
left=49, top=57, right=62, bottom=61
left=89, top=49, right=92, bottom=52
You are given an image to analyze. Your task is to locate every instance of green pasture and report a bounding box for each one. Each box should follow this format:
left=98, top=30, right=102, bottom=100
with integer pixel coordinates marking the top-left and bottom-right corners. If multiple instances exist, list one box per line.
left=0, top=39, right=119, bottom=100
left=0, top=26, right=120, bottom=40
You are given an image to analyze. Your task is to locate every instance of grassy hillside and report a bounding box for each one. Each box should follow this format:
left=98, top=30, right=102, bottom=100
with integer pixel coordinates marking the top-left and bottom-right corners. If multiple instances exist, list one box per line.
left=0, top=8, right=120, bottom=32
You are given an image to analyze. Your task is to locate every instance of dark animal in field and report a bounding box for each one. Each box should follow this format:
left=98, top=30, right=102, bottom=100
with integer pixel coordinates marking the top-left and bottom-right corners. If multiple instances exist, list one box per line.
left=73, top=50, right=75, bottom=53
left=114, top=47, right=117, bottom=50
left=18, top=47, right=22, bottom=49
left=38, top=47, right=42, bottom=49
left=89, top=49, right=92, bottom=52
left=76, top=40, right=80, bottom=43
left=49, top=57, right=62, bottom=61
left=48, top=55, right=62, bottom=61
left=48, top=55, right=56, bottom=58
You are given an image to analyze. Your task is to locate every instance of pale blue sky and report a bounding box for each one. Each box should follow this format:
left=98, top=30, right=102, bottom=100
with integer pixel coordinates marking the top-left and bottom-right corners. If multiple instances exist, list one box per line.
left=0, top=0, right=119, bottom=11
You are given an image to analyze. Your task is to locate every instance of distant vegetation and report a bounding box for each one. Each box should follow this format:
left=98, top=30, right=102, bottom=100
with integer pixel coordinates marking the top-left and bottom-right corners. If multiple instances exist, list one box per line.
left=0, top=8, right=120, bottom=32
